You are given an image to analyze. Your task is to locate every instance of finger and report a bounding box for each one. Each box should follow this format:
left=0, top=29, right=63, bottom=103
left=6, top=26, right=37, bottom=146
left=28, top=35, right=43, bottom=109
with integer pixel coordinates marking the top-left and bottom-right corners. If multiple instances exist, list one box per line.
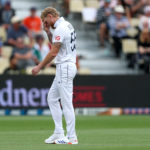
left=44, top=21, right=48, bottom=28
left=44, top=21, right=47, bottom=27
left=31, top=70, right=34, bottom=75
left=33, top=71, right=36, bottom=76
left=34, top=72, right=37, bottom=76
left=43, top=22, right=46, bottom=27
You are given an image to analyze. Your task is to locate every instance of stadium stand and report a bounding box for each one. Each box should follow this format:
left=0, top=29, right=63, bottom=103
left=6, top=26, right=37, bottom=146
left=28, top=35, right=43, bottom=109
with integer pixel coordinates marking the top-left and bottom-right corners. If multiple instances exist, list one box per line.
left=0, top=0, right=150, bottom=74
left=70, top=0, right=84, bottom=13
left=122, top=39, right=138, bottom=54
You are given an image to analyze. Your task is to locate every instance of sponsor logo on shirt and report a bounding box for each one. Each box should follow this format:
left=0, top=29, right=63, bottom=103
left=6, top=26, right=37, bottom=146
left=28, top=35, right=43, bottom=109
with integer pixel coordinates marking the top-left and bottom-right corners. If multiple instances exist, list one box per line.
left=55, top=36, right=60, bottom=41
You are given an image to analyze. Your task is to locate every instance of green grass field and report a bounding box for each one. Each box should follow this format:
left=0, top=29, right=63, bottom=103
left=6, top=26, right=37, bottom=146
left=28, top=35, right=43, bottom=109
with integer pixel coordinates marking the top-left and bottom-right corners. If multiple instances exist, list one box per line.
left=0, top=115, right=150, bottom=150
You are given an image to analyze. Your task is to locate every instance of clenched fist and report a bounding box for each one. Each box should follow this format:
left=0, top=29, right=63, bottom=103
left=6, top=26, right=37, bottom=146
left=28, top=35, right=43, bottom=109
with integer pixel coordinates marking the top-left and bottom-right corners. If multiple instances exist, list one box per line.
left=32, top=65, right=40, bottom=76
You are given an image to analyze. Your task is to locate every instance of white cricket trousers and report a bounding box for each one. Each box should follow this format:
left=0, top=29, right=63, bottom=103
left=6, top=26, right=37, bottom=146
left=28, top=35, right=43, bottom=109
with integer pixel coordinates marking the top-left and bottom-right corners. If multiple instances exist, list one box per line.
left=47, top=62, right=77, bottom=138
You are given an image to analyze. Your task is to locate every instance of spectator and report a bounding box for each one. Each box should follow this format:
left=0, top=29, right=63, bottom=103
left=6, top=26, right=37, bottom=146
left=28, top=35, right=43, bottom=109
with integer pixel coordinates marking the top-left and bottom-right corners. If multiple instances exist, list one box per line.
left=120, top=0, right=134, bottom=20
left=97, top=0, right=112, bottom=47
left=10, top=37, right=35, bottom=70
left=108, top=5, right=130, bottom=57
left=63, top=0, right=70, bottom=17
left=138, top=29, right=150, bottom=54
left=143, top=5, right=150, bottom=24
left=23, top=7, right=42, bottom=34
left=0, top=0, right=8, bottom=7
left=99, top=0, right=118, bottom=9
left=138, top=29, right=150, bottom=73
left=0, top=1, right=15, bottom=29
left=32, top=34, right=50, bottom=63
left=122, top=0, right=148, bottom=20
left=0, top=39, right=2, bottom=56
left=139, top=16, right=150, bottom=31
left=117, top=0, right=124, bottom=5
left=7, top=16, right=33, bottom=47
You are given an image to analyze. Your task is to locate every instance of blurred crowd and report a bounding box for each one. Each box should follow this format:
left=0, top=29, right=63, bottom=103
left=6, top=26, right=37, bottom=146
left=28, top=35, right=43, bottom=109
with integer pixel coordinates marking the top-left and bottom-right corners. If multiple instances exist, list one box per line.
left=56, top=0, right=150, bottom=74
left=0, top=1, right=56, bottom=74
left=0, top=0, right=150, bottom=74
left=0, top=0, right=81, bottom=74
left=96, top=0, right=150, bottom=73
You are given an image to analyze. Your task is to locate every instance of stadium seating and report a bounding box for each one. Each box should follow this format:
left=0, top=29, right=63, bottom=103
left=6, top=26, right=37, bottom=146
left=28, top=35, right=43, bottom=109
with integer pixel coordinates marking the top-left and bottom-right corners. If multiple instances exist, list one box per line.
left=82, top=8, right=97, bottom=23
left=42, top=68, right=56, bottom=75
left=1, top=46, right=13, bottom=58
left=78, top=68, right=91, bottom=75
left=130, top=18, right=140, bottom=27
left=26, top=66, right=56, bottom=75
left=0, top=26, right=7, bottom=42
left=0, top=57, right=9, bottom=74
left=70, top=0, right=84, bottom=13
left=122, top=39, right=138, bottom=54
left=85, top=0, right=99, bottom=9
left=126, top=27, right=139, bottom=38
left=0, top=46, right=12, bottom=74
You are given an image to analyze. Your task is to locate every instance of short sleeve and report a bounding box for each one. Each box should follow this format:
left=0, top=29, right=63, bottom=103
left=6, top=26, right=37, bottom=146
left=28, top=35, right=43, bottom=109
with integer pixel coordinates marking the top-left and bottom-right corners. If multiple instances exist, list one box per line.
left=21, top=25, right=28, bottom=33
left=52, top=27, right=65, bottom=43
left=7, top=28, right=14, bottom=40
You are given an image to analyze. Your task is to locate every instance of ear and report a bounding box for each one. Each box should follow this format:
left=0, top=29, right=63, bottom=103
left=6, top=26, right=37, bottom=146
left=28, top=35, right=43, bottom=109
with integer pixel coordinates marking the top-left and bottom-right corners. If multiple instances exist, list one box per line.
left=47, top=14, right=52, bottom=18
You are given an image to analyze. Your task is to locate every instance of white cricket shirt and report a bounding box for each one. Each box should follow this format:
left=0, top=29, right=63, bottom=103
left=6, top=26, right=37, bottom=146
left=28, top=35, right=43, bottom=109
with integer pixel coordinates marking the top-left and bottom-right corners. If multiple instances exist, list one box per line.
left=50, top=17, right=77, bottom=64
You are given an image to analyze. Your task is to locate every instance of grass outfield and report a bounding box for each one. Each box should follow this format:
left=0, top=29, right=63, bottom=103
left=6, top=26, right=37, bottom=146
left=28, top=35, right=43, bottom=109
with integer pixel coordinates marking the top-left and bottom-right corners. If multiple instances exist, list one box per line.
left=0, top=116, right=150, bottom=150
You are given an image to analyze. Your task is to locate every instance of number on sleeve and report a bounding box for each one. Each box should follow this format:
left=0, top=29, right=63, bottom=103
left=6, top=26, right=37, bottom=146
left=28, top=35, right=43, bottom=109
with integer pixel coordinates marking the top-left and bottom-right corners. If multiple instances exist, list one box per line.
left=70, top=31, right=76, bottom=51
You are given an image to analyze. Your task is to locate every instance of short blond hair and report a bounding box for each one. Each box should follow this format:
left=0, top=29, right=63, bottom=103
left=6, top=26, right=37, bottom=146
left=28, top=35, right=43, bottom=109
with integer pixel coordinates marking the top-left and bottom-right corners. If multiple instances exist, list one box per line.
left=41, top=7, right=59, bottom=20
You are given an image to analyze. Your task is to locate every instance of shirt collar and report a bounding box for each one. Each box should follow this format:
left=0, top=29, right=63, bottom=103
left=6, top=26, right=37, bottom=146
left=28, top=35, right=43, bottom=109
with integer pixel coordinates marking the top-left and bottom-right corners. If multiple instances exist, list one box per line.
left=54, top=17, right=65, bottom=28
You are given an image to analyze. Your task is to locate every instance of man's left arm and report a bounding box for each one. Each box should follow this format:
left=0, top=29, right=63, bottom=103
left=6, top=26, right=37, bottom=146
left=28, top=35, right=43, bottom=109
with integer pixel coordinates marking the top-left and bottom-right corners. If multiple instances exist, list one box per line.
left=32, top=42, right=61, bottom=75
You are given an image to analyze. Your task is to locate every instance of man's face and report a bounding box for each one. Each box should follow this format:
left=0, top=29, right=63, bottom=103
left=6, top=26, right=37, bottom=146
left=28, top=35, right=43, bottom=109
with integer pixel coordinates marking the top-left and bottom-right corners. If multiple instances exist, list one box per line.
left=43, top=14, right=54, bottom=28
left=5, top=4, right=11, bottom=10
left=143, top=21, right=149, bottom=28
left=31, top=10, right=36, bottom=17
left=115, top=13, right=123, bottom=19
left=104, top=2, right=110, bottom=7
left=13, top=22, right=21, bottom=29
left=37, top=37, right=44, bottom=45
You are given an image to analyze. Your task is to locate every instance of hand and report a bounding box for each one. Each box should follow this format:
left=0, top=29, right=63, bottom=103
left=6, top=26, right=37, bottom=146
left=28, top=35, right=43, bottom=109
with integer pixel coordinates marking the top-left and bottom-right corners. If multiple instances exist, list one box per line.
left=3, top=24, right=9, bottom=30
left=32, top=65, right=41, bottom=76
left=141, top=0, right=147, bottom=5
left=116, top=22, right=126, bottom=29
left=43, top=21, right=50, bottom=33
left=25, top=52, right=32, bottom=59
left=146, top=48, right=150, bottom=53
left=116, top=23, right=121, bottom=30
left=139, top=47, right=146, bottom=54
left=105, top=11, right=111, bottom=17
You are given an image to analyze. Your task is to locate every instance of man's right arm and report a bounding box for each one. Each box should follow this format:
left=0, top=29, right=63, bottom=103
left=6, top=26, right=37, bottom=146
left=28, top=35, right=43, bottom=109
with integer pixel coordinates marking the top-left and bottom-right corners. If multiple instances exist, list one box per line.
left=8, top=38, right=17, bottom=46
left=42, top=19, right=52, bottom=44
left=46, top=31, right=52, bottom=44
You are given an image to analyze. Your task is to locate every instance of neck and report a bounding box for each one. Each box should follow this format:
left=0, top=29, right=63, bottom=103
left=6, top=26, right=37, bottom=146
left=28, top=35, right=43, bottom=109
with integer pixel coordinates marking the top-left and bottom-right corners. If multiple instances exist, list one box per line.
left=31, top=15, right=35, bottom=18
left=39, top=43, right=42, bottom=47
left=51, top=16, right=60, bottom=29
